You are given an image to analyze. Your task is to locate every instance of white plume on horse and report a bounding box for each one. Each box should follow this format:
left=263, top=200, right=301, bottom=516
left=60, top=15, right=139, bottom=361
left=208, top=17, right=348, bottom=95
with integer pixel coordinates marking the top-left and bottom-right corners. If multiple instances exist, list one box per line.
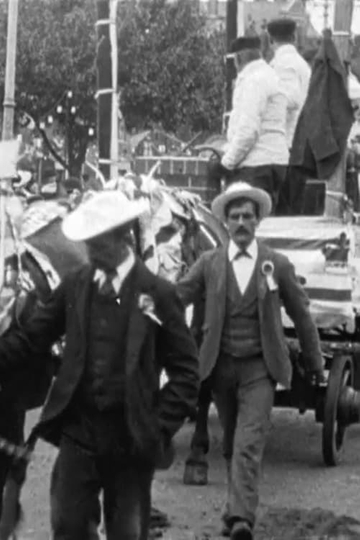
left=104, top=172, right=198, bottom=281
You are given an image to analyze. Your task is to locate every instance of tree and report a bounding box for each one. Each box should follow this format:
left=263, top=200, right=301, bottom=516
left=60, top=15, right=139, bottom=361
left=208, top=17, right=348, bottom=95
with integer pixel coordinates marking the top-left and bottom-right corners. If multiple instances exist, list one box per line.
left=117, top=0, right=225, bottom=137
left=0, top=0, right=98, bottom=177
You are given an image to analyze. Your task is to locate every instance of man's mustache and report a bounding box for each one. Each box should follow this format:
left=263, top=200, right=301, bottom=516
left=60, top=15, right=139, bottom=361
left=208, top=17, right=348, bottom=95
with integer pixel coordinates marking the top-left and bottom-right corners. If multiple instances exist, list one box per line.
left=236, top=226, right=249, bottom=233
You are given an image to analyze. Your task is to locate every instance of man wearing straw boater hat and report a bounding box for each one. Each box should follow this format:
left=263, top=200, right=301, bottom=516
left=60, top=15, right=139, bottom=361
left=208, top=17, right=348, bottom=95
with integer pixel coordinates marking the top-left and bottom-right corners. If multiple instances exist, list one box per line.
left=267, top=18, right=311, bottom=214
left=0, top=190, right=199, bottom=540
left=178, top=182, right=324, bottom=540
left=209, top=36, right=288, bottom=209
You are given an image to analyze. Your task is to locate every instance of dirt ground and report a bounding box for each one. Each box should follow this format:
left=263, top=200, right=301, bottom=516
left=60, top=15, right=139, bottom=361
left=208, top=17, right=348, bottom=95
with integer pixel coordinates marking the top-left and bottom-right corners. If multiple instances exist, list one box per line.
left=16, top=407, right=360, bottom=539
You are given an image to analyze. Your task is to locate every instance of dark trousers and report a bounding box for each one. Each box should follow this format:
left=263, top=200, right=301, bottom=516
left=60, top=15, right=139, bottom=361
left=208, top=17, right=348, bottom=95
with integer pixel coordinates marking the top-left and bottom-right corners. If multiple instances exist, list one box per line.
left=277, top=166, right=307, bottom=216
left=226, top=164, right=287, bottom=212
left=0, top=401, right=25, bottom=519
left=50, top=436, right=154, bottom=540
left=211, top=354, right=275, bottom=526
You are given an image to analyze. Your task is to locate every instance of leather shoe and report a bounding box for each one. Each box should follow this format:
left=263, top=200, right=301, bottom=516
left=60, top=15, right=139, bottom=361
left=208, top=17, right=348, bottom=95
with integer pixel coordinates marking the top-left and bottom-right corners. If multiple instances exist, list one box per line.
left=230, top=520, right=253, bottom=540
left=221, top=510, right=231, bottom=536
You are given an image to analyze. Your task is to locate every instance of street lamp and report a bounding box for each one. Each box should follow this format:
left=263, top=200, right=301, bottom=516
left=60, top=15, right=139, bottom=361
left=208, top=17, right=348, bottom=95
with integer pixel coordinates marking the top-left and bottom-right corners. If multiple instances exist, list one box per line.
left=2, top=0, right=19, bottom=141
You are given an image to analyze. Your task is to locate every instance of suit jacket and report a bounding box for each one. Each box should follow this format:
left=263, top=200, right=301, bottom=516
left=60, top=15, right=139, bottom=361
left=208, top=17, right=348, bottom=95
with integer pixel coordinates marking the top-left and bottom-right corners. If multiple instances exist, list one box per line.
left=290, top=37, right=354, bottom=179
left=0, top=259, right=199, bottom=462
left=177, top=241, right=322, bottom=388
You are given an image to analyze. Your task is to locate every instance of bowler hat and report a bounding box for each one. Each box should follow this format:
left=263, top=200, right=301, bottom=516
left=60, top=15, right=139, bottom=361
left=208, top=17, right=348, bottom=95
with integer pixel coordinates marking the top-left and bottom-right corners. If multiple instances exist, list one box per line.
left=211, top=182, right=272, bottom=222
left=62, top=190, right=149, bottom=242
left=267, top=18, right=296, bottom=40
left=230, top=36, right=261, bottom=54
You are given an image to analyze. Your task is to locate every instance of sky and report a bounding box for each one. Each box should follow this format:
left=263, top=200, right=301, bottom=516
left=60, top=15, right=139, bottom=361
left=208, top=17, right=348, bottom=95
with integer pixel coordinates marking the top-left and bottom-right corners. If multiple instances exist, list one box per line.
left=200, top=0, right=360, bottom=36
left=305, top=0, right=360, bottom=35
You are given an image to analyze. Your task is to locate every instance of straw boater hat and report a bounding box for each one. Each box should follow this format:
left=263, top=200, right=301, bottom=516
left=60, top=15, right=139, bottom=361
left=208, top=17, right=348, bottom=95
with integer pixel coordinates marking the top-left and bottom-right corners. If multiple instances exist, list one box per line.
left=62, top=190, right=148, bottom=242
left=211, top=182, right=272, bottom=222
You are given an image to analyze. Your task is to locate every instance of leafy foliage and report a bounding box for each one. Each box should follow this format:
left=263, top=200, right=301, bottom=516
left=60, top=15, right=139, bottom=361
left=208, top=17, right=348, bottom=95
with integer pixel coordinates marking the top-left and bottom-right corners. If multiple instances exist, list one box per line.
left=0, top=0, right=98, bottom=175
left=118, top=0, right=225, bottom=136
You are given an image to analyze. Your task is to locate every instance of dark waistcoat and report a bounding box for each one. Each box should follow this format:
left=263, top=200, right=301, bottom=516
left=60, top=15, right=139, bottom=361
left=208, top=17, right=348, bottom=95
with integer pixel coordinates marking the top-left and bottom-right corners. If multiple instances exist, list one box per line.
left=220, top=258, right=262, bottom=359
left=63, top=270, right=136, bottom=453
left=77, top=271, right=136, bottom=411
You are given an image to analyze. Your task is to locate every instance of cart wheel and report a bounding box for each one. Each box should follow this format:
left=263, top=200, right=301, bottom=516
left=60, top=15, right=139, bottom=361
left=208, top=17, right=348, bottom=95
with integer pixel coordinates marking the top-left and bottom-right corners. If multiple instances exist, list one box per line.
left=322, top=354, right=354, bottom=466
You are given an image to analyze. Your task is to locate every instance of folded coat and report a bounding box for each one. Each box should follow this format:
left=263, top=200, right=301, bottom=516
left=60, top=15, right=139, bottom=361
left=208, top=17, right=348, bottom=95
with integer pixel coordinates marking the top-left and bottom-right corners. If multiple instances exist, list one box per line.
left=290, top=37, right=354, bottom=180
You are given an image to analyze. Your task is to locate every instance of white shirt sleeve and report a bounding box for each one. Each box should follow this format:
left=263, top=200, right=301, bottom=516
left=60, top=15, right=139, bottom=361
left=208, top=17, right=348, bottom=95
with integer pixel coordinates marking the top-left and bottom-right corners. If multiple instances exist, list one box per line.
left=273, top=61, right=302, bottom=111
left=222, top=77, right=267, bottom=170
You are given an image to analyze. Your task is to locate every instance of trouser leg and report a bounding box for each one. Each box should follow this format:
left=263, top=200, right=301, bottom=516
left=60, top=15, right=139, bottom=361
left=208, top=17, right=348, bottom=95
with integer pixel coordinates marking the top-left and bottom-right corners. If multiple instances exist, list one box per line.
left=0, top=403, right=25, bottom=520
left=211, top=358, right=238, bottom=521
left=231, top=165, right=286, bottom=212
left=229, top=377, right=275, bottom=525
left=278, top=166, right=307, bottom=215
left=102, top=457, right=154, bottom=540
left=50, top=437, right=101, bottom=540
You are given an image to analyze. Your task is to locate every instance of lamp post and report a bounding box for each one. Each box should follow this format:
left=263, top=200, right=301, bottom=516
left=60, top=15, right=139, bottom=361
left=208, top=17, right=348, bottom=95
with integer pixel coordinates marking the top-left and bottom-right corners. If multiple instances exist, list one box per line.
left=55, top=90, right=76, bottom=179
left=2, top=0, right=19, bottom=141
left=96, top=0, right=119, bottom=181
left=1, top=0, right=20, bottom=296
left=224, top=0, right=237, bottom=132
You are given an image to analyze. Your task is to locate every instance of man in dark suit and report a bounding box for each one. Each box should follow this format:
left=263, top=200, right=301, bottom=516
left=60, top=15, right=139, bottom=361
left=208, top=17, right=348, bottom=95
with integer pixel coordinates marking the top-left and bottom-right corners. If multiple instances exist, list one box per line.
left=177, top=182, right=324, bottom=540
left=0, top=190, right=199, bottom=540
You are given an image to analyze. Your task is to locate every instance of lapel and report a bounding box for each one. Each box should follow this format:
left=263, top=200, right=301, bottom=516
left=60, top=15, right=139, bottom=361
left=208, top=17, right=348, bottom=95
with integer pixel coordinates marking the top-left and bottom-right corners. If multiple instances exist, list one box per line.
left=125, top=260, right=156, bottom=376
left=214, top=246, right=228, bottom=325
left=75, top=266, right=94, bottom=349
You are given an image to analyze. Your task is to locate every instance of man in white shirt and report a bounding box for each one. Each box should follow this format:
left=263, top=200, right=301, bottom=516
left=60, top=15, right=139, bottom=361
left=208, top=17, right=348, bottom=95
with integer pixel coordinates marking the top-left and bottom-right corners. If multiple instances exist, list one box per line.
left=177, top=182, right=324, bottom=540
left=267, top=18, right=311, bottom=214
left=209, top=36, right=289, bottom=211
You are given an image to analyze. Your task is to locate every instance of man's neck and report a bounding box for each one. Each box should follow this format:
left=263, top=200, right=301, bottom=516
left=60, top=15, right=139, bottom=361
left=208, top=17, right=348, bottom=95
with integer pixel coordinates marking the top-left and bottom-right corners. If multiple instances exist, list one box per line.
left=237, top=57, right=262, bottom=75
left=231, top=238, right=256, bottom=252
left=274, top=41, right=294, bottom=52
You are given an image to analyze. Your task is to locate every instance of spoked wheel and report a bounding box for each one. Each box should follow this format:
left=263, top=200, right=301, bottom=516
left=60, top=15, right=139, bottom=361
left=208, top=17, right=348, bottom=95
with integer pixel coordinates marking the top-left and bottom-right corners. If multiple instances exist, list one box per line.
left=322, top=354, right=354, bottom=466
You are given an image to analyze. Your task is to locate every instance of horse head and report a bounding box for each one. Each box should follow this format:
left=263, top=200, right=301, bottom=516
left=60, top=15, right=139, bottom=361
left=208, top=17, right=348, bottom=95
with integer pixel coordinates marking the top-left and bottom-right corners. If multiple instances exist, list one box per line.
left=105, top=173, right=228, bottom=282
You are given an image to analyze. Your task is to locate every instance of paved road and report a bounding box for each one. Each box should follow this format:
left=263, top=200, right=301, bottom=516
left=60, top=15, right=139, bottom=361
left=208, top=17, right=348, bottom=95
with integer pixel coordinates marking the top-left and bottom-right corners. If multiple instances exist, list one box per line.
left=17, top=408, right=360, bottom=539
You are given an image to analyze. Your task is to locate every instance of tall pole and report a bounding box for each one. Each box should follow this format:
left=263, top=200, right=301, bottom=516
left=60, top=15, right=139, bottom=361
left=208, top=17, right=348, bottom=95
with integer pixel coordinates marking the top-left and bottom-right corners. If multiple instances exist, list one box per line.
left=0, top=0, right=19, bottom=295
left=2, top=0, right=19, bottom=141
left=96, top=0, right=118, bottom=181
left=109, top=0, right=118, bottom=181
left=96, top=0, right=112, bottom=181
left=225, top=0, right=237, bottom=116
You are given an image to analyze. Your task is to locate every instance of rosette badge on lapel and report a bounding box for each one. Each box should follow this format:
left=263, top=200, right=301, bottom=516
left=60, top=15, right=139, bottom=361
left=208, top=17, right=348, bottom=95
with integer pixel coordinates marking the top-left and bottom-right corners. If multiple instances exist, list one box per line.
left=262, top=260, right=278, bottom=291
left=138, top=294, right=162, bottom=325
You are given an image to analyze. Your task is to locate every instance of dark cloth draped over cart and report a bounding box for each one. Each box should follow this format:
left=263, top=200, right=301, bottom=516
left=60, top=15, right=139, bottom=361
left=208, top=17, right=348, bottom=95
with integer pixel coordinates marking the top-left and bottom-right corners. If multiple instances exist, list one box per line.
left=290, top=37, right=354, bottom=180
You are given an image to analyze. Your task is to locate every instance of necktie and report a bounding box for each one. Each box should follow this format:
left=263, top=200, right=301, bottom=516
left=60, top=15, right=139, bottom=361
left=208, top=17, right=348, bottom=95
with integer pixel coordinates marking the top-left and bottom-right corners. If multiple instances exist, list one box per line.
left=98, top=270, right=117, bottom=298
left=234, top=250, right=251, bottom=260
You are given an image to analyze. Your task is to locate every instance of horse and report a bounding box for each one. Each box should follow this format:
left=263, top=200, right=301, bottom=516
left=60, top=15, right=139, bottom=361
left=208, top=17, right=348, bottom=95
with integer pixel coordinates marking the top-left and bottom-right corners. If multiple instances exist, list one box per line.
left=0, top=175, right=227, bottom=539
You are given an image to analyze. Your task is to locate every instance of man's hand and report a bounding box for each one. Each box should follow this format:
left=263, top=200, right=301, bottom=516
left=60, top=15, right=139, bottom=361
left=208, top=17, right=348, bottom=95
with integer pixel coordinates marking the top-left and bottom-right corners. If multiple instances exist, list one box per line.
left=307, top=369, right=326, bottom=387
left=155, top=433, right=175, bottom=470
left=208, top=161, right=231, bottom=185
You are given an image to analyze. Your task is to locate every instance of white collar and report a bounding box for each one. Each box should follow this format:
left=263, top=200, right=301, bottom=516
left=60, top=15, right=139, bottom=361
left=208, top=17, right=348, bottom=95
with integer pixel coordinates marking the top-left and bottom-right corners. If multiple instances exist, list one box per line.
left=93, top=249, right=135, bottom=291
left=228, top=239, right=258, bottom=262
left=273, top=43, right=297, bottom=60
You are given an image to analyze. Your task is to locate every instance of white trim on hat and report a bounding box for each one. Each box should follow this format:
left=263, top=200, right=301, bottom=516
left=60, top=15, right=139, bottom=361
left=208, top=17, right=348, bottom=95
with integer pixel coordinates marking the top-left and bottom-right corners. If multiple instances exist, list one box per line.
left=211, top=182, right=272, bottom=222
left=62, top=191, right=149, bottom=242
